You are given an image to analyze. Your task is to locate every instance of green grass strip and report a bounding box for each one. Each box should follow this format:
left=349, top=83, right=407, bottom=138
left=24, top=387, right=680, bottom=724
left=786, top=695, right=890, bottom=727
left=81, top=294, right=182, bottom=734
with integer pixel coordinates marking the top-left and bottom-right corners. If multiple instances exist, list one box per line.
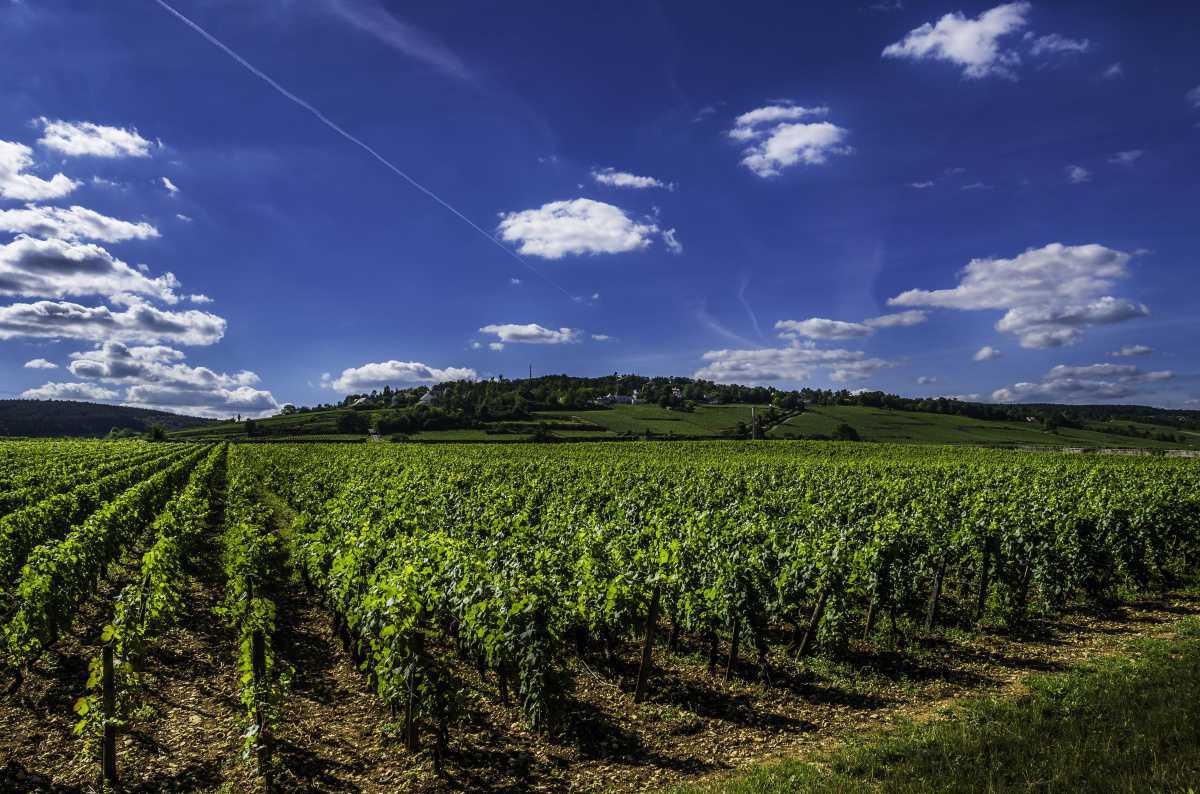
left=687, top=619, right=1200, bottom=794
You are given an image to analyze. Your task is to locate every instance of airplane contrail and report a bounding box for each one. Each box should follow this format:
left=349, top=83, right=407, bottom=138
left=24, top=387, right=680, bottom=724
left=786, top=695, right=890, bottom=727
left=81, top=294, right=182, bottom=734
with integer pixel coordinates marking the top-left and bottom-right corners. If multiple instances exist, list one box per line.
left=152, top=0, right=576, bottom=300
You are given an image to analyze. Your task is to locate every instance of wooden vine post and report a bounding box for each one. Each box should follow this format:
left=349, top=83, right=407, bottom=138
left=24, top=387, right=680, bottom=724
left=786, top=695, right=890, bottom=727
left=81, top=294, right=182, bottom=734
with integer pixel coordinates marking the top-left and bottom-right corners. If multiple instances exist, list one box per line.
left=405, top=628, right=423, bottom=753
left=251, top=628, right=272, bottom=781
left=925, top=555, right=948, bottom=632
left=975, top=541, right=993, bottom=623
left=633, top=586, right=661, bottom=703
left=724, top=617, right=740, bottom=683
left=101, top=641, right=118, bottom=786
left=797, top=589, right=829, bottom=659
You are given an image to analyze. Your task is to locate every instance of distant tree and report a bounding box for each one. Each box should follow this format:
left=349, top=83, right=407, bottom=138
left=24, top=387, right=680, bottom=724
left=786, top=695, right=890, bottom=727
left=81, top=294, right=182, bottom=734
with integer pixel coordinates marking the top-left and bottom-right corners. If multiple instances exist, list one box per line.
left=336, top=411, right=370, bottom=434
left=278, top=404, right=298, bottom=415
left=144, top=425, right=168, bottom=442
left=831, top=423, right=860, bottom=441
left=244, top=419, right=258, bottom=437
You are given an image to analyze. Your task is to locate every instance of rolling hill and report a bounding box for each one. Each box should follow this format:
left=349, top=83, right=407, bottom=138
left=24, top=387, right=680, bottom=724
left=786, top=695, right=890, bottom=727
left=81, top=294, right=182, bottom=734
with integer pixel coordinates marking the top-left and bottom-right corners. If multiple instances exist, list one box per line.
left=0, top=399, right=213, bottom=438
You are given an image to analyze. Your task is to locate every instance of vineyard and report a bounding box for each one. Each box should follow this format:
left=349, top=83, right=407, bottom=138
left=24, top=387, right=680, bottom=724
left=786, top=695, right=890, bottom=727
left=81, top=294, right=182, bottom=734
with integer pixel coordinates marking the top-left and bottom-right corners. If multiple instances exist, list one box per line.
left=1, top=439, right=1198, bottom=791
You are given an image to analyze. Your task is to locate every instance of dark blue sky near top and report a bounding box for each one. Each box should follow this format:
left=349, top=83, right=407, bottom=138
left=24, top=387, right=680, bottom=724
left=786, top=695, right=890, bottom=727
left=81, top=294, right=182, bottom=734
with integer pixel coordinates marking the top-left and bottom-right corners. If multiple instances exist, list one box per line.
left=1, top=0, right=1197, bottom=414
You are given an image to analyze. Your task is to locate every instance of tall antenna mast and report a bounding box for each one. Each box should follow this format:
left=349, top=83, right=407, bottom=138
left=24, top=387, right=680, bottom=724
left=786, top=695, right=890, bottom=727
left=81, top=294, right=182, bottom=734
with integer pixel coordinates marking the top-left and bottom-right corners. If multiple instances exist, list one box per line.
left=529, top=364, right=533, bottom=380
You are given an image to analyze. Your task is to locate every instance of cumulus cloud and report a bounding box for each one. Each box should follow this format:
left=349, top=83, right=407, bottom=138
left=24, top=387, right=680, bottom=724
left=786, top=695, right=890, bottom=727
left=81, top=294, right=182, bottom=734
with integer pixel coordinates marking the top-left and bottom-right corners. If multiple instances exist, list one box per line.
left=992, top=362, right=1174, bottom=403
left=776, top=317, right=873, bottom=340
left=23, top=358, right=57, bottom=369
left=882, top=2, right=1030, bottom=79
left=51, top=341, right=279, bottom=417
left=1028, top=32, right=1089, bottom=57
left=1108, top=150, right=1143, bottom=166
left=1066, top=164, right=1091, bottom=183
left=188, top=293, right=212, bottom=304
left=974, top=345, right=1002, bottom=361
left=36, top=118, right=154, bottom=158
left=888, top=242, right=1147, bottom=348
left=695, top=342, right=890, bottom=384
left=161, top=176, right=179, bottom=195
left=0, top=236, right=180, bottom=302
left=1110, top=344, right=1153, bottom=357
left=863, top=309, right=927, bottom=328
left=0, top=141, right=78, bottom=201
left=21, top=382, right=119, bottom=401
left=0, top=204, right=158, bottom=243
left=728, top=104, right=851, bottom=177
left=322, top=360, right=477, bottom=392
left=497, top=199, right=660, bottom=259
left=0, top=298, right=226, bottom=346
left=916, top=375, right=938, bottom=385
left=591, top=167, right=674, bottom=190
left=478, top=323, right=581, bottom=345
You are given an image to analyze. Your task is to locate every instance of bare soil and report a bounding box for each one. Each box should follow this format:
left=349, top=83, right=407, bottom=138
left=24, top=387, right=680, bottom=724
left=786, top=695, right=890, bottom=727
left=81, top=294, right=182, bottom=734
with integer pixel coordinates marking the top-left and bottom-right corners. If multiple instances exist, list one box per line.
left=5, top=564, right=1197, bottom=793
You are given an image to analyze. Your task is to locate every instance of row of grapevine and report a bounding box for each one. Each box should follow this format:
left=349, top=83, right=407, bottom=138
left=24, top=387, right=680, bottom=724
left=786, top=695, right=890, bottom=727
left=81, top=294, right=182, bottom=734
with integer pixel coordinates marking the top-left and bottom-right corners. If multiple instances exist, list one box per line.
left=239, top=442, right=1200, bottom=749
left=0, top=442, right=180, bottom=518
left=219, top=446, right=289, bottom=777
left=1, top=445, right=208, bottom=675
left=0, top=443, right=193, bottom=599
left=73, top=444, right=228, bottom=779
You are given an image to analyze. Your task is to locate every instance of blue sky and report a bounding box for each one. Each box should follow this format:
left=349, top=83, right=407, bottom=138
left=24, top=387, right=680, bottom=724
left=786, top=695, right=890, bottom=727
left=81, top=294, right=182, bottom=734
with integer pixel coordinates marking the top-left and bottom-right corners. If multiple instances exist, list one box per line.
left=1, top=0, right=1198, bottom=416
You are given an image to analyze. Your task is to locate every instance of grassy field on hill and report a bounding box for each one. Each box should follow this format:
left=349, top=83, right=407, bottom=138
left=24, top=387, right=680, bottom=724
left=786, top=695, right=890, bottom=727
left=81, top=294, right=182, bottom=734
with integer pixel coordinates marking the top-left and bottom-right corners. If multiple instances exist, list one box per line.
left=170, top=403, right=1200, bottom=450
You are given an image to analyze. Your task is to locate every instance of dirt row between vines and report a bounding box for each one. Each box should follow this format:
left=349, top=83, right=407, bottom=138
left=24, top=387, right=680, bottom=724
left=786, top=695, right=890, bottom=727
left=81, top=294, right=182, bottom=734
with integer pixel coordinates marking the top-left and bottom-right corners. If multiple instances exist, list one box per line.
left=5, top=525, right=1199, bottom=793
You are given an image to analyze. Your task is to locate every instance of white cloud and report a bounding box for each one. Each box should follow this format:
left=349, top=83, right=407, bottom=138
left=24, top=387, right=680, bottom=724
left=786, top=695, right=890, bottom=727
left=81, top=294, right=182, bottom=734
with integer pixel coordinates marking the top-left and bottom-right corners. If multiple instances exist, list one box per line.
left=47, top=341, right=275, bottom=417
left=0, top=140, right=78, bottom=201
left=1028, top=33, right=1089, bottom=57
left=509, top=277, right=522, bottom=286
left=176, top=213, right=193, bottom=222
left=1108, top=150, right=1143, bottom=166
left=729, top=104, right=851, bottom=177
left=321, top=360, right=477, bottom=392
left=23, top=358, right=57, bottom=369
left=1187, top=85, right=1200, bottom=110
left=21, top=382, right=119, bottom=402
left=776, top=317, right=873, bottom=340
left=188, top=293, right=213, bottom=304
left=0, top=298, right=226, bottom=346
left=591, top=333, right=613, bottom=341
left=882, top=2, right=1030, bottom=79
left=1102, top=62, right=1124, bottom=79
left=917, top=375, right=938, bottom=385
left=1110, top=344, right=1152, bottom=357
left=36, top=118, right=154, bottom=158
left=479, top=323, right=581, bottom=345
left=974, top=345, right=1003, bottom=361
left=909, top=180, right=935, bottom=188
left=863, top=309, right=927, bottom=328
left=731, top=104, right=829, bottom=132
left=961, top=181, right=991, bottom=190
left=161, top=176, right=179, bottom=195
left=497, top=199, right=660, bottom=259
left=591, top=167, right=674, bottom=190
left=992, top=362, right=1175, bottom=403
left=1065, top=164, right=1091, bottom=184
left=662, top=228, right=684, bottom=255
left=0, top=236, right=180, bottom=303
left=488, top=342, right=504, bottom=351
left=695, top=342, right=891, bottom=384
left=889, top=243, right=1147, bottom=348
left=0, top=204, right=158, bottom=243
left=941, top=393, right=981, bottom=401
